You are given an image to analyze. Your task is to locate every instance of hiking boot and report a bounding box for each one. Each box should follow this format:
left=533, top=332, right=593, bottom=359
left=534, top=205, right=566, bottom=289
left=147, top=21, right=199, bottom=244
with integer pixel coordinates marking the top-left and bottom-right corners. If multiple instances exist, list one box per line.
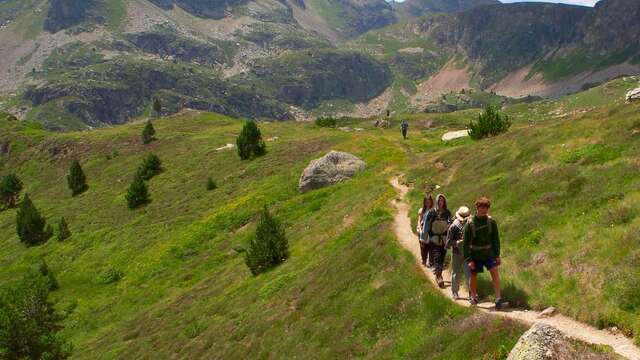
left=469, top=297, right=478, bottom=306
left=495, top=298, right=508, bottom=310
left=436, top=276, right=445, bottom=289
left=452, top=292, right=459, bottom=300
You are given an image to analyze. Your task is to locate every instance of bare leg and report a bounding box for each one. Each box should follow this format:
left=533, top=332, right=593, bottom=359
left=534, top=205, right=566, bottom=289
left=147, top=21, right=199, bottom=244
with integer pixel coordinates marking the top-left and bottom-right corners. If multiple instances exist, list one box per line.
left=489, top=267, right=502, bottom=299
left=469, top=273, right=478, bottom=300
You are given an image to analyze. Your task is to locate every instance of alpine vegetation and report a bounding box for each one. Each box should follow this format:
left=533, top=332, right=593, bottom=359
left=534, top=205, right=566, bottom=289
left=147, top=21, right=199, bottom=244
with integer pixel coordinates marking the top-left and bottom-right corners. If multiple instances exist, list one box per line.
left=237, top=121, right=266, bottom=160
left=67, top=160, right=88, bottom=196
left=16, top=194, right=53, bottom=247
left=142, top=120, right=157, bottom=144
left=136, top=154, right=163, bottom=181
left=245, top=206, right=289, bottom=275
left=468, top=105, right=511, bottom=140
left=57, top=217, right=71, bottom=241
left=0, top=173, right=23, bottom=209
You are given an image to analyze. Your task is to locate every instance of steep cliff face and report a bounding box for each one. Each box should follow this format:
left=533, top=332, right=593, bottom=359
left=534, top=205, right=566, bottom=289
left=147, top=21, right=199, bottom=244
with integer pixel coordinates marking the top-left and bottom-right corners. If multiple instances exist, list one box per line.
left=395, top=0, right=499, bottom=19
left=576, top=0, right=640, bottom=53
left=44, top=0, right=102, bottom=33
left=147, top=0, right=252, bottom=19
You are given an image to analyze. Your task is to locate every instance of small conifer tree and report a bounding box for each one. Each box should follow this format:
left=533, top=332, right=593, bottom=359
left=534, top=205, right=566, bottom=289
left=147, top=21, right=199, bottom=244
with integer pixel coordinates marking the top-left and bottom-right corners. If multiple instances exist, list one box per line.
left=136, top=153, right=162, bottom=181
left=16, top=194, right=52, bottom=247
left=0, top=173, right=23, bottom=209
left=244, top=206, right=289, bottom=275
left=236, top=121, right=266, bottom=160
left=142, top=120, right=156, bottom=144
left=468, top=105, right=511, bottom=140
left=67, top=160, right=88, bottom=196
left=57, top=217, right=71, bottom=241
left=38, top=259, right=59, bottom=291
left=152, top=98, right=162, bottom=117
left=206, top=177, right=217, bottom=191
left=126, top=175, right=150, bottom=209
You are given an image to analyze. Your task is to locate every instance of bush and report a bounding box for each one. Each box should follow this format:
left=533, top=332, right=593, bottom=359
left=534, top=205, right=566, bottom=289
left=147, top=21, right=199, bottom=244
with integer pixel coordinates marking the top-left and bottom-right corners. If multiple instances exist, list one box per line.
left=206, top=177, right=217, bottom=191
left=16, top=194, right=52, bottom=247
left=57, top=217, right=71, bottom=241
left=0, top=270, right=72, bottom=359
left=468, top=105, right=511, bottom=140
left=126, top=176, right=150, bottom=209
left=97, top=268, right=123, bottom=285
left=152, top=98, right=162, bottom=117
left=245, top=206, right=289, bottom=275
left=0, top=173, right=23, bottom=209
left=315, top=116, right=337, bottom=128
left=142, top=120, right=156, bottom=144
left=136, top=153, right=162, bottom=181
left=39, top=259, right=59, bottom=291
left=237, top=121, right=266, bottom=160
left=67, top=160, right=88, bottom=196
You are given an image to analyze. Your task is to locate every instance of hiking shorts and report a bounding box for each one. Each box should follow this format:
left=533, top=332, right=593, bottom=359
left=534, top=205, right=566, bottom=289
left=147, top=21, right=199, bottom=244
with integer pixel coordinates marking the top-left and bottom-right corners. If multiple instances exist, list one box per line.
left=470, top=257, right=498, bottom=274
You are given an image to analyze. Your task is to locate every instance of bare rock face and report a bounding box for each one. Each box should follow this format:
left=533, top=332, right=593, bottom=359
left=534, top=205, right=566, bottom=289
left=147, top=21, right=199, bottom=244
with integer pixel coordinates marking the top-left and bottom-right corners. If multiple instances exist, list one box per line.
left=298, top=151, right=366, bottom=193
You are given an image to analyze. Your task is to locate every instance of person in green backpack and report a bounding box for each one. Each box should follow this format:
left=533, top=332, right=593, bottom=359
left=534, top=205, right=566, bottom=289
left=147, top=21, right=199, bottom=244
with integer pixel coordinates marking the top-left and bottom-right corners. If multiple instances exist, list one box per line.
left=463, top=196, right=507, bottom=309
left=425, top=194, right=452, bottom=288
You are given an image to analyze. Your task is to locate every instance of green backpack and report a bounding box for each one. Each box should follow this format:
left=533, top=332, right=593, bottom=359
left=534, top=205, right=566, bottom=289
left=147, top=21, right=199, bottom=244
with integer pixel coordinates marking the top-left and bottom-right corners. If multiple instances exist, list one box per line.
left=468, top=217, right=494, bottom=250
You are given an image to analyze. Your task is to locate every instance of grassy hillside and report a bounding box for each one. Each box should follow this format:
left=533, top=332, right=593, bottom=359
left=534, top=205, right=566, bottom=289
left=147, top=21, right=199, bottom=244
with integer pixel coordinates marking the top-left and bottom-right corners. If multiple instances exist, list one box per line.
left=0, top=111, right=524, bottom=358
left=404, top=76, right=640, bottom=344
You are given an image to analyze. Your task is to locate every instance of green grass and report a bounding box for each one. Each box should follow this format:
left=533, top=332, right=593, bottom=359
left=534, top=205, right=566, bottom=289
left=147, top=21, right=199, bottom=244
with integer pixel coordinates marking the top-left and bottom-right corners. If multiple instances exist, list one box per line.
left=0, top=112, right=524, bottom=358
left=404, top=77, right=640, bottom=343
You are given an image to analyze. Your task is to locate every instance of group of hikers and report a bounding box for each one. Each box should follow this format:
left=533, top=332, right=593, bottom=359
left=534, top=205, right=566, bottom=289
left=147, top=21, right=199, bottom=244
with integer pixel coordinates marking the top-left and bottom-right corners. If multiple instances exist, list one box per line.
left=416, top=194, right=507, bottom=309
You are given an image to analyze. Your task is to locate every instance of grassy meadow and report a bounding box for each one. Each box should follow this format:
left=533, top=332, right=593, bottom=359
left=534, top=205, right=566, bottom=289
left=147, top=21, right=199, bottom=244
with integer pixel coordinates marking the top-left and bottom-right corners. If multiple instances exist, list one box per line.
left=0, top=111, right=524, bottom=358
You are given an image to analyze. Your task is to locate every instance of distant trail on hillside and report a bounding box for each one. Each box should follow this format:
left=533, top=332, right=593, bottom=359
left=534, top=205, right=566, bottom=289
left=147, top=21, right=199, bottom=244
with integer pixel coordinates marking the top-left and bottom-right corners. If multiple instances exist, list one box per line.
left=390, top=177, right=640, bottom=360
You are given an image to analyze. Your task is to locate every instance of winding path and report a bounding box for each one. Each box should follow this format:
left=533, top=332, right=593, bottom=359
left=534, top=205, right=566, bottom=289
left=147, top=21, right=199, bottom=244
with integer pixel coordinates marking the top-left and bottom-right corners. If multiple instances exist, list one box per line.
left=390, top=177, right=640, bottom=360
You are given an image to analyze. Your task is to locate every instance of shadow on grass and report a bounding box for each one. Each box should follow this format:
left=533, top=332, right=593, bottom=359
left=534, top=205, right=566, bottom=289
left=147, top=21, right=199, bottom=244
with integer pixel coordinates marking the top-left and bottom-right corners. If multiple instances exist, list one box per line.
left=477, top=276, right=529, bottom=308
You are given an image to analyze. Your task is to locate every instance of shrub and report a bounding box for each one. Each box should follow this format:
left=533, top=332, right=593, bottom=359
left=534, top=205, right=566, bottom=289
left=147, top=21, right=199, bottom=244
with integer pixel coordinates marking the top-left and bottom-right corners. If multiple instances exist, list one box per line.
left=315, top=116, right=337, bottom=128
left=67, top=160, right=88, bottom=196
left=142, top=120, right=156, bottom=144
left=468, top=105, right=511, bottom=140
left=245, top=206, right=289, bottom=275
left=206, top=177, right=217, bottom=191
left=0, top=270, right=72, bottom=359
left=39, top=259, right=59, bottom=291
left=97, top=268, right=123, bottom=285
left=152, top=98, right=162, bottom=117
left=57, top=217, right=71, bottom=241
left=16, top=194, right=52, bottom=247
left=237, top=121, right=266, bottom=160
left=0, top=173, right=23, bottom=209
left=126, top=176, right=150, bottom=209
left=136, top=153, right=162, bottom=181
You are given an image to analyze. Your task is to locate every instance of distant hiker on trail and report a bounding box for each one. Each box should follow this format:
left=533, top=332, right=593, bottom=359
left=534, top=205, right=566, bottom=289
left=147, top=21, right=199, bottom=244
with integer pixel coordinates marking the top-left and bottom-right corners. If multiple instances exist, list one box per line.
left=417, top=194, right=435, bottom=268
left=445, top=206, right=472, bottom=300
left=401, top=120, right=409, bottom=140
left=463, top=197, right=507, bottom=309
left=424, top=194, right=452, bottom=288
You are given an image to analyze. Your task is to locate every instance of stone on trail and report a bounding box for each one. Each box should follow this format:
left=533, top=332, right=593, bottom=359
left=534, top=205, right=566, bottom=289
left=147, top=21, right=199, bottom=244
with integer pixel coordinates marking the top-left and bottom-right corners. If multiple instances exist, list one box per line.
left=537, top=307, right=557, bottom=319
left=507, top=324, right=564, bottom=360
left=298, top=151, right=366, bottom=193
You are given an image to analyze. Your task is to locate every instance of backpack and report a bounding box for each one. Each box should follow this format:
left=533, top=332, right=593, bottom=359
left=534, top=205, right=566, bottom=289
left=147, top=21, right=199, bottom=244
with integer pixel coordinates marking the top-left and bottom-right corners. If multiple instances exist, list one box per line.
left=429, top=211, right=450, bottom=246
left=468, top=216, right=494, bottom=250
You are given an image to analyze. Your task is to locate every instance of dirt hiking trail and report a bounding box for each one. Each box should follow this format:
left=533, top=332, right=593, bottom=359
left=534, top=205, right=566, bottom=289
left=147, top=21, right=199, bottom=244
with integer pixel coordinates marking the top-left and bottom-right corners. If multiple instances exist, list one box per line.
left=390, top=177, right=640, bottom=360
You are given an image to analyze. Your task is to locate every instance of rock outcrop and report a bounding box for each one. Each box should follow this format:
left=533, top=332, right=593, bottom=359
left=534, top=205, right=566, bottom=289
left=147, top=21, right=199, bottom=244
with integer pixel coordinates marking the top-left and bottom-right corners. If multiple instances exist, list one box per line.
left=299, top=151, right=365, bottom=193
left=626, top=87, right=640, bottom=102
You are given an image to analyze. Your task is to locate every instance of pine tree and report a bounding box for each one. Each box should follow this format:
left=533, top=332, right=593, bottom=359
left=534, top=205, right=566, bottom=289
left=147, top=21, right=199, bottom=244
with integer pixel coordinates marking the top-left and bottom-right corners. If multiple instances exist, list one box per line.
left=39, top=259, right=59, bottom=291
left=57, top=217, right=71, bottom=241
left=142, top=120, right=156, bottom=144
left=67, top=160, right=87, bottom=196
left=16, top=194, right=52, bottom=247
left=236, top=121, right=266, bottom=160
left=0, top=173, right=23, bottom=209
left=468, top=105, right=511, bottom=140
left=152, top=98, right=162, bottom=117
left=0, top=270, right=72, bottom=359
left=126, top=175, right=150, bottom=209
left=206, top=177, right=217, bottom=191
left=244, top=205, right=289, bottom=275
left=136, top=153, right=162, bottom=181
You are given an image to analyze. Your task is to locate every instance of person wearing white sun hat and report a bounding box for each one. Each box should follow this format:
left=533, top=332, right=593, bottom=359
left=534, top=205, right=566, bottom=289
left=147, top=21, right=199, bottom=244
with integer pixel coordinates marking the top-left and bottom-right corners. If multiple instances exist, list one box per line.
left=445, top=206, right=472, bottom=300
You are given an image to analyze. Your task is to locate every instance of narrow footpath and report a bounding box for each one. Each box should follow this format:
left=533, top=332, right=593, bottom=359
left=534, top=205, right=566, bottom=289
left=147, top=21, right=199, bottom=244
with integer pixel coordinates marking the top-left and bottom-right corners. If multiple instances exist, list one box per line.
left=390, top=177, right=640, bottom=360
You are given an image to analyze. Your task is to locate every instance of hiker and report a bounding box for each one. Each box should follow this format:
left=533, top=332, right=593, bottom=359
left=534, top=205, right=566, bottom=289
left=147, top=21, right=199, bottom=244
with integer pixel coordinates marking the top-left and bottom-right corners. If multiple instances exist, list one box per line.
left=401, top=120, right=409, bottom=140
left=417, top=194, right=435, bottom=267
left=424, top=194, right=452, bottom=288
left=445, top=206, right=472, bottom=300
left=463, top=197, right=507, bottom=309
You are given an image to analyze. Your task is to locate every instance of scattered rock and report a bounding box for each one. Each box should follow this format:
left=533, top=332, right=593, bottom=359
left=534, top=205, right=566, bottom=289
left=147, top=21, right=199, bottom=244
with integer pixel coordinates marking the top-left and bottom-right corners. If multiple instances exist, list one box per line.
left=507, top=324, right=563, bottom=360
left=533, top=252, right=547, bottom=265
left=215, top=143, right=235, bottom=151
left=0, top=141, right=10, bottom=156
left=374, top=119, right=390, bottom=128
left=538, top=307, right=557, bottom=319
left=442, top=129, right=469, bottom=142
left=298, top=151, right=366, bottom=193
left=626, top=87, right=640, bottom=102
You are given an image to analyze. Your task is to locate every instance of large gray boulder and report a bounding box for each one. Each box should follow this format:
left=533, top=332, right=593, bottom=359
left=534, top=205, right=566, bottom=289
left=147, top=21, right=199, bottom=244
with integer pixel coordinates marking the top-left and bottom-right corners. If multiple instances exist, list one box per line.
left=626, top=87, right=640, bottom=103
left=299, top=151, right=366, bottom=193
